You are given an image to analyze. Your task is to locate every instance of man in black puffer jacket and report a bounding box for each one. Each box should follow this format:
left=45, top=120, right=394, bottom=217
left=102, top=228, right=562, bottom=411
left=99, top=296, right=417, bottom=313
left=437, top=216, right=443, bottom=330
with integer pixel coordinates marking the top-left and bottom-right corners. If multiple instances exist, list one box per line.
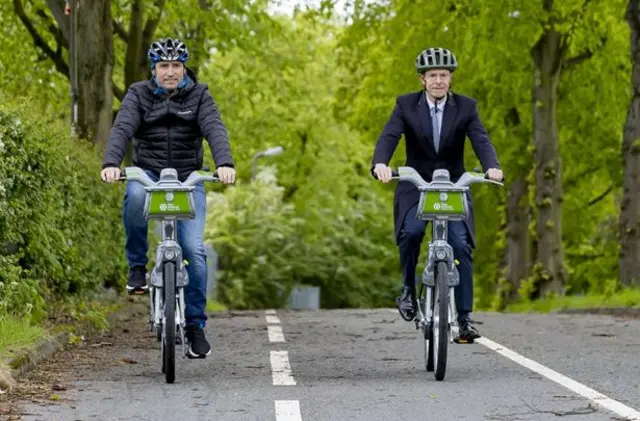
left=101, top=38, right=235, bottom=359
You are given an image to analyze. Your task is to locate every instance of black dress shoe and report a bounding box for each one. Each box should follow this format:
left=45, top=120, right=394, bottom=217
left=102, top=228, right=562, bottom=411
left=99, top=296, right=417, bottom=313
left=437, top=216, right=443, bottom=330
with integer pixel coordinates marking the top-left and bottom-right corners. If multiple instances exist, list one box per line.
left=454, top=317, right=481, bottom=344
left=396, top=286, right=416, bottom=321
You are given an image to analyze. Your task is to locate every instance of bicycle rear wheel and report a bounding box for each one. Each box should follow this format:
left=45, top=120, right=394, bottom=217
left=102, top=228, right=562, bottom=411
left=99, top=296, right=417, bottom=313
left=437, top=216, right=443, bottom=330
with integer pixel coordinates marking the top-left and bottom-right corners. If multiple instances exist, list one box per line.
left=433, top=261, right=449, bottom=381
left=162, top=262, right=176, bottom=384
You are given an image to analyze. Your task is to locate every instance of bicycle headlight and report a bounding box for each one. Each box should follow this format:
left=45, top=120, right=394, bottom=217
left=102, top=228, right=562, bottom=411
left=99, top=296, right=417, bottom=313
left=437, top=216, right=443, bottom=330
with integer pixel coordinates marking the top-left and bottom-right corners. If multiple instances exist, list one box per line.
left=436, top=250, right=446, bottom=260
left=164, top=250, right=176, bottom=260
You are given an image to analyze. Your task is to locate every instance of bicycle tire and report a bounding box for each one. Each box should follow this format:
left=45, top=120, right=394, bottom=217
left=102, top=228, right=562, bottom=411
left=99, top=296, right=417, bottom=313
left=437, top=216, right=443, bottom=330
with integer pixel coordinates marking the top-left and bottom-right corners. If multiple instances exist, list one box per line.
left=163, top=262, right=176, bottom=384
left=433, top=261, right=449, bottom=381
left=421, top=290, right=434, bottom=372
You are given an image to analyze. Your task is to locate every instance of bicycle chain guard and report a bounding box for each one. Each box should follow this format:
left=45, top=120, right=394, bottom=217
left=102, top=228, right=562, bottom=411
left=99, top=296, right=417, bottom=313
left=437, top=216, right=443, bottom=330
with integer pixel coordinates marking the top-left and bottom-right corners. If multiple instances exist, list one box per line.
left=150, top=240, right=189, bottom=288
left=421, top=240, right=460, bottom=288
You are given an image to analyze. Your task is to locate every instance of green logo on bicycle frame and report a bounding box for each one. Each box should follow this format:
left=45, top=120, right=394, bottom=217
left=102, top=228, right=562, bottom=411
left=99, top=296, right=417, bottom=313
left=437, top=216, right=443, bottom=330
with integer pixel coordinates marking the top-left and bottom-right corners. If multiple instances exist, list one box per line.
left=148, top=191, right=193, bottom=215
left=422, top=190, right=465, bottom=215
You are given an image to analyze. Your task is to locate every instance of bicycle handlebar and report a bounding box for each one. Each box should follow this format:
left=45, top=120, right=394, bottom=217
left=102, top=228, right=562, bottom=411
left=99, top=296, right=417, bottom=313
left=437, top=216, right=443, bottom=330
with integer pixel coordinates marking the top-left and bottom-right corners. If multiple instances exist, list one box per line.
left=374, top=166, right=504, bottom=190
left=106, top=166, right=221, bottom=187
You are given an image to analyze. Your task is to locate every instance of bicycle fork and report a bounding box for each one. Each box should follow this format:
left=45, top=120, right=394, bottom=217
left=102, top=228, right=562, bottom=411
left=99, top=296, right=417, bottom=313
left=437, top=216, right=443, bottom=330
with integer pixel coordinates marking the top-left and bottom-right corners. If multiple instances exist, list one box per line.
left=416, top=285, right=458, bottom=340
left=149, top=273, right=188, bottom=345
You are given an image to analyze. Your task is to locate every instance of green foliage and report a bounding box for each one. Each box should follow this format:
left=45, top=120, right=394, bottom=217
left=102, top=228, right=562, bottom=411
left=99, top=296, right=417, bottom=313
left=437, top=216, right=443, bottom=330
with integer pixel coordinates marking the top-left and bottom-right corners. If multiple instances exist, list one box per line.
left=505, top=286, right=640, bottom=313
left=0, top=1, right=69, bottom=117
left=205, top=166, right=399, bottom=309
left=205, top=169, right=305, bottom=308
left=199, top=13, right=401, bottom=309
left=0, top=97, right=127, bottom=321
left=111, top=0, right=276, bottom=99
left=335, top=0, right=630, bottom=307
left=0, top=316, right=47, bottom=358
left=2, top=0, right=636, bottom=313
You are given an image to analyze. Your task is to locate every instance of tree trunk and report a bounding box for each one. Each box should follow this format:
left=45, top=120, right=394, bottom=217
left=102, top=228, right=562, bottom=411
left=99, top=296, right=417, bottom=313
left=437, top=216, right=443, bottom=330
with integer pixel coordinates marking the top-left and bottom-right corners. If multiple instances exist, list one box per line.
left=74, top=0, right=113, bottom=147
left=620, top=0, right=640, bottom=286
left=531, top=27, right=566, bottom=296
left=124, top=0, right=144, bottom=89
left=506, top=176, right=531, bottom=298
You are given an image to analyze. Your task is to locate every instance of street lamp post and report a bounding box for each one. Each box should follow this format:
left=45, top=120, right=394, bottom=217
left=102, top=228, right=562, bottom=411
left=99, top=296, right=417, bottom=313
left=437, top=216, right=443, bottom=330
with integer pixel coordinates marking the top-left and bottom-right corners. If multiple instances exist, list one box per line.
left=251, top=146, right=284, bottom=181
left=67, top=0, right=78, bottom=137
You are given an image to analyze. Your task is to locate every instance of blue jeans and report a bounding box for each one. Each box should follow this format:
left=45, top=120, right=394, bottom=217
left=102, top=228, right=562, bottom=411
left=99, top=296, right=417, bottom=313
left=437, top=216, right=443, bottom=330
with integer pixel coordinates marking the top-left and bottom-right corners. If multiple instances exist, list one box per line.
left=123, top=171, right=208, bottom=328
left=398, top=204, right=474, bottom=322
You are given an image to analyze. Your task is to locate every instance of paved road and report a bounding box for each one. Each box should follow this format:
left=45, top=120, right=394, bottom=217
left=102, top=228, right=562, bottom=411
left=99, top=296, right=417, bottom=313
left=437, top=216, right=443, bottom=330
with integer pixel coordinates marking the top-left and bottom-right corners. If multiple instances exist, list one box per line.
left=8, top=307, right=640, bottom=421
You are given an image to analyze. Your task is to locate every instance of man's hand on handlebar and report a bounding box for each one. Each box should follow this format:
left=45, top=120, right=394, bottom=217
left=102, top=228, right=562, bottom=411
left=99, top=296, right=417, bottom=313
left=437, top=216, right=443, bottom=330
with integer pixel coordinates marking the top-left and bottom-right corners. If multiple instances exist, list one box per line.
left=486, top=168, right=504, bottom=182
left=373, top=163, right=394, bottom=183
left=101, top=167, right=121, bottom=183
left=216, top=166, right=236, bottom=184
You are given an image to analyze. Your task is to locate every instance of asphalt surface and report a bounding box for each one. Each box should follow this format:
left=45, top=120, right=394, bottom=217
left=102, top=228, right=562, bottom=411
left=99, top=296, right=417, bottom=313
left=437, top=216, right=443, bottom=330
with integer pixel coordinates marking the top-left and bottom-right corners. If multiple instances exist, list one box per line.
left=7, top=307, right=640, bottom=421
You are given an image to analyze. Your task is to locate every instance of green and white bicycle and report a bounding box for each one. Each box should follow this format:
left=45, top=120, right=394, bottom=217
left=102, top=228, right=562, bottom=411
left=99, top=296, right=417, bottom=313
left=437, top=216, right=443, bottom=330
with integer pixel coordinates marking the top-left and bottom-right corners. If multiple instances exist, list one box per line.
left=117, top=166, right=220, bottom=384
left=387, top=167, right=502, bottom=381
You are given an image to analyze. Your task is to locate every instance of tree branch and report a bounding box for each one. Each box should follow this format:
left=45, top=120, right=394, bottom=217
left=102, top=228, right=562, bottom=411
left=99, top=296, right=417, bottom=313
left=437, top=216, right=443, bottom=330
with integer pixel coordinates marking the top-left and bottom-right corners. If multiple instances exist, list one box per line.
left=133, top=0, right=167, bottom=82
left=45, top=0, right=70, bottom=42
left=562, top=50, right=593, bottom=70
left=13, top=0, right=69, bottom=79
left=113, top=19, right=128, bottom=42
left=35, top=7, right=69, bottom=51
left=562, top=36, right=607, bottom=73
left=587, top=185, right=613, bottom=206
left=141, top=0, right=167, bottom=48
left=564, top=165, right=601, bottom=189
left=124, top=0, right=144, bottom=88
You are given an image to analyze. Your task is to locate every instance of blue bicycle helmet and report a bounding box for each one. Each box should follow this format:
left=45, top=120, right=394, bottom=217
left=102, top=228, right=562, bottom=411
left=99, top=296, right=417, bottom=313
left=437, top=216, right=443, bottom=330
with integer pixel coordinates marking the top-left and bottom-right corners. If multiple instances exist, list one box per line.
left=148, top=38, right=189, bottom=66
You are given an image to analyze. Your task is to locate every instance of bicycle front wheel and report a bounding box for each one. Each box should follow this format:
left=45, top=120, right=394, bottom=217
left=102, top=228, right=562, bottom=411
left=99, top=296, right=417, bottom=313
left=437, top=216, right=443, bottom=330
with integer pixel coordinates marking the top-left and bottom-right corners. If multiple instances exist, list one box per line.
left=162, top=262, right=176, bottom=384
left=433, top=261, right=449, bottom=381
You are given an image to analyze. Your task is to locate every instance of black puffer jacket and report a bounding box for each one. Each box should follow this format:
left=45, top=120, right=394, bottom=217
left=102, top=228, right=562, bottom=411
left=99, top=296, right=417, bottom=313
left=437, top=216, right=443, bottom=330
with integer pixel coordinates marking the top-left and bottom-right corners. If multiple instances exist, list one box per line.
left=103, top=68, right=234, bottom=181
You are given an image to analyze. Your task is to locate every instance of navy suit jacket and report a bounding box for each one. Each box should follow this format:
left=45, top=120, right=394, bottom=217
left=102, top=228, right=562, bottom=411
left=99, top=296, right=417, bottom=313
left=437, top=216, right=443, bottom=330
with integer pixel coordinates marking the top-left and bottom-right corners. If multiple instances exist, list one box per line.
left=371, top=90, right=500, bottom=248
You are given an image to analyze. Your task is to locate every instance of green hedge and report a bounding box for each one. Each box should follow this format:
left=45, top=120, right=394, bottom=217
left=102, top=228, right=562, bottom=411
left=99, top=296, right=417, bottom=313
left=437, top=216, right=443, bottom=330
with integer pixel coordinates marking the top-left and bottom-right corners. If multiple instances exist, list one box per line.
left=204, top=166, right=400, bottom=310
left=0, top=100, right=127, bottom=322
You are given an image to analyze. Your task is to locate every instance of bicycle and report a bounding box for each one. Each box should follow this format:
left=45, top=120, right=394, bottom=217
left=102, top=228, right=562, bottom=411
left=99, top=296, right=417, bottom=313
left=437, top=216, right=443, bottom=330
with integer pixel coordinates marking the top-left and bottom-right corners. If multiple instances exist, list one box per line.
left=116, top=166, right=221, bottom=384
left=382, top=166, right=502, bottom=381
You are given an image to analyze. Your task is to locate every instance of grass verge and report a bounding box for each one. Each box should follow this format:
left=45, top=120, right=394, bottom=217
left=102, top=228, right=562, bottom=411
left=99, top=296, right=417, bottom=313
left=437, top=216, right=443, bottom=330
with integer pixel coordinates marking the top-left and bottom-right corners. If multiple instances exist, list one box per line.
left=504, top=288, right=640, bottom=313
left=0, top=316, right=48, bottom=392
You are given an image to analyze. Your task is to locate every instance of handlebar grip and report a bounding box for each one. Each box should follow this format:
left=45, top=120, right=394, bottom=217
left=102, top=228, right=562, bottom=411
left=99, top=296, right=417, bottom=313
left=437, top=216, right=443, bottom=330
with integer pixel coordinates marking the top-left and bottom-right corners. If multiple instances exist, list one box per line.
left=100, top=171, right=126, bottom=183
left=484, top=173, right=505, bottom=183
left=372, top=167, right=398, bottom=180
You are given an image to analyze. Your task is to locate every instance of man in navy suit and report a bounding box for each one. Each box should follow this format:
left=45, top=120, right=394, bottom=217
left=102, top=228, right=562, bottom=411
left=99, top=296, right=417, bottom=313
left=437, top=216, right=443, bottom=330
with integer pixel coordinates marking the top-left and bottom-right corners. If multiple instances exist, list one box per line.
left=371, top=47, right=503, bottom=342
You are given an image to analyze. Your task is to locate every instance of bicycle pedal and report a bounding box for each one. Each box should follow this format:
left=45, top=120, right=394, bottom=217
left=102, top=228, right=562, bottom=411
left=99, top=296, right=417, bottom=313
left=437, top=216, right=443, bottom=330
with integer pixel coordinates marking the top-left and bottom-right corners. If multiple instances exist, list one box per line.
left=453, top=337, right=474, bottom=344
left=128, top=289, right=148, bottom=296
